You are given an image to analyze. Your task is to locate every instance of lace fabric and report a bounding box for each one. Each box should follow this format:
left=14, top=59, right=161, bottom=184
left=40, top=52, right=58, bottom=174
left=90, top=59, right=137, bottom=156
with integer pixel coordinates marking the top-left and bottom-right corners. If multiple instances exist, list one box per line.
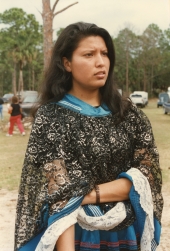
left=35, top=208, right=80, bottom=251
left=15, top=101, right=163, bottom=250
left=77, top=202, right=126, bottom=231
left=35, top=168, right=154, bottom=251
left=127, top=168, right=154, bottom=251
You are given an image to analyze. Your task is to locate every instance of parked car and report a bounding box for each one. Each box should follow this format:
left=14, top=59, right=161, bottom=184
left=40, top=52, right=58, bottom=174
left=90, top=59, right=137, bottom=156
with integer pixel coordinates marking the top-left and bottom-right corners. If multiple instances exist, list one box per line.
left=157, top=92, right=169, bottom=108
left=168, top=87, right=170, bottom=98
left=2, top=93, right=14, bottom=103
left=163, top=102, right=170, bottom=114
left=118, top=89, right=122, bottom=95
left=129, top=94, right=145, bottom=108
left=20, top=92, right=38, bottom=117
left=17, top=90, right=38, bottom=103
left=133, top=91, right=148, bottom=106
left=0, top=97, right=4, bottom=105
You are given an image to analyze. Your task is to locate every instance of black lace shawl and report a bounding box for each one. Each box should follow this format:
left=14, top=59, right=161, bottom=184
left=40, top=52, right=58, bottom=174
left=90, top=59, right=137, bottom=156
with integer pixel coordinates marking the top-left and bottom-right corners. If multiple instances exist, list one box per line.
left=14, top=103, right=163, bottom=250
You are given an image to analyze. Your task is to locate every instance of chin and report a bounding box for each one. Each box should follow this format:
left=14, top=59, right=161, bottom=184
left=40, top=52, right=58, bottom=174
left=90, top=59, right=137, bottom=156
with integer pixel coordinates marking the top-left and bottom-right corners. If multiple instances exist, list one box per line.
left=88, top=83, right=106, bottom=91
left=94, top=81, right=106, bottom=88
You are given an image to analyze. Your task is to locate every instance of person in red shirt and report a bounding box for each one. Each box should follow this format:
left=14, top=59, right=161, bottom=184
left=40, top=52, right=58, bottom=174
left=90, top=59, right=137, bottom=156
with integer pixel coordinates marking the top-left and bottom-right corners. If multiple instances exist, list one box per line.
left=6, top=96, right=25, bottom=136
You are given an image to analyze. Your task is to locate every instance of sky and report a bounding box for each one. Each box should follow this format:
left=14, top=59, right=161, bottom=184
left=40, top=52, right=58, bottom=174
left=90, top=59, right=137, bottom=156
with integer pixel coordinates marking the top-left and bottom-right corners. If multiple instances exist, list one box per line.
left=0, top=0, right=170, bottom=39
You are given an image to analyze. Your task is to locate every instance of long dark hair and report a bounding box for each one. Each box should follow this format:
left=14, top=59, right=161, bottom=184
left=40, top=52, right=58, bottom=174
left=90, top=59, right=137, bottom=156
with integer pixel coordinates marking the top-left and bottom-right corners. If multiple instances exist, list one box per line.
left=33, top=22, right=131, bottom=120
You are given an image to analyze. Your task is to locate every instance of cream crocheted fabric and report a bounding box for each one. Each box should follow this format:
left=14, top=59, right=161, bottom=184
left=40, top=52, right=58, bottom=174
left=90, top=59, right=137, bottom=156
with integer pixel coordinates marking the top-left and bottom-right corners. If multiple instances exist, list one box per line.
left=35, top=168, right=154, bottom=251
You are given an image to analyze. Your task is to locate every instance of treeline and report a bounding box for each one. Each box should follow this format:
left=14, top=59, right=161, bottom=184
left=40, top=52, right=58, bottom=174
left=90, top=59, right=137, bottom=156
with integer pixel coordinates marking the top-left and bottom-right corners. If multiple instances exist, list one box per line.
left=113, top=24, right=170, bottom=96
left=0, top=8, right=170, bottom=97
left=0, top=8, right=43, bottom=96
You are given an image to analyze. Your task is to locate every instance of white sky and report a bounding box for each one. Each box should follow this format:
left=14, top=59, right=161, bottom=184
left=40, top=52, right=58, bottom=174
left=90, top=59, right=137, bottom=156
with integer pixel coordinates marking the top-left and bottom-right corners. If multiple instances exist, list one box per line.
left=0, top=0, right=170, bottom=38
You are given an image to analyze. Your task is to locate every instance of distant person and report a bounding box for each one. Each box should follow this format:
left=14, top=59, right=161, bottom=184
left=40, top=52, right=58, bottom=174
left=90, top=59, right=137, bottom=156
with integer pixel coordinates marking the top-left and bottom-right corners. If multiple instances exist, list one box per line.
left=0, top=97, right=4, bottom=120
left=6, top=96, right=25, bottom=136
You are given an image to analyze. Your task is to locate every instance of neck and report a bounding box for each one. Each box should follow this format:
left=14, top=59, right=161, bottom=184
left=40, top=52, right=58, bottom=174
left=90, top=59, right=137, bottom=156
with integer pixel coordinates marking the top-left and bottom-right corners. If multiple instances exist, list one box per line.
left=68, top=87, right=101, bottom=107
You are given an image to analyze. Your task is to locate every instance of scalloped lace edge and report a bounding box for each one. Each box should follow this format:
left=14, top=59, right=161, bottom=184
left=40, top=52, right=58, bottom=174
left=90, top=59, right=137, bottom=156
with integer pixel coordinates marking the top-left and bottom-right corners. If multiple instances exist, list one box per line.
left=35, top=168, right=154, bottom=251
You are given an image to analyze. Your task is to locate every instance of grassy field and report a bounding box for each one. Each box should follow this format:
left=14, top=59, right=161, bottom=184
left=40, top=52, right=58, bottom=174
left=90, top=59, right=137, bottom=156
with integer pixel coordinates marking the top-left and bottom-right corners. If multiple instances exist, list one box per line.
left=143, top=100, right=170, bottom=189
left=0, top=100, right=169, bottom=190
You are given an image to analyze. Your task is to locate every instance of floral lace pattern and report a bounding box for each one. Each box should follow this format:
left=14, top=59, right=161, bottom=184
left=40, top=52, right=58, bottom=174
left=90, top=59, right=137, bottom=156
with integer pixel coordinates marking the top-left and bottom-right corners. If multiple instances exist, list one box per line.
left=77, top=202, right=126, bottom=231
left=127, top=168, right=154, bottom=251
left=44, top=160, right=70, bottom=214
left=35, top=168, right=154, bottom=251
left=35, top=208, right=80, bottom=251
left=14, top=102, right=163, bottom=250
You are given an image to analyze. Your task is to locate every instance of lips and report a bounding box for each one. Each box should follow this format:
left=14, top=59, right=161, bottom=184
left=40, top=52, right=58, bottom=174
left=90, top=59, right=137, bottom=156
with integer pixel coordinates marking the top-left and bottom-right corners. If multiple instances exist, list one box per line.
left=94, top=71, right=106, bottom=79
left=94, top=70, right=105, bottom=75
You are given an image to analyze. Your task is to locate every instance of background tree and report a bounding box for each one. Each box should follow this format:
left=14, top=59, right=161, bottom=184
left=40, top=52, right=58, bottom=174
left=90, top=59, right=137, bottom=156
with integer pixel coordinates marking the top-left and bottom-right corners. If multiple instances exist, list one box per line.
left=0, top=6, right=170, bottom=97
left=114, top=28, right=137, bottom=95
left=0, top=8, right=43, bottom=95
left=56, top=27, right=65, bottom=37
left=42, top=0, right=78, bottom=70
left=113, top=24, right=170, bottom=97
left=139, top=24, right=163, bottom=94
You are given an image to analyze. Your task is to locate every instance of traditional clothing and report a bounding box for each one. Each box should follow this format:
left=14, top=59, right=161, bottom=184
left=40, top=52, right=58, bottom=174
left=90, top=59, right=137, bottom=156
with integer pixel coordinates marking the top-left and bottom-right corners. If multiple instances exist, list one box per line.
left=15, top=94, right=163, bottom=251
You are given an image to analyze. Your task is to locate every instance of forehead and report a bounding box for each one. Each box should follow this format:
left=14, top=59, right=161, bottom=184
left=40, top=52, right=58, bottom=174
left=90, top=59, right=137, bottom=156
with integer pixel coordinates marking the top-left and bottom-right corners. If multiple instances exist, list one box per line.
left=76, top=36, right=107, bottom=50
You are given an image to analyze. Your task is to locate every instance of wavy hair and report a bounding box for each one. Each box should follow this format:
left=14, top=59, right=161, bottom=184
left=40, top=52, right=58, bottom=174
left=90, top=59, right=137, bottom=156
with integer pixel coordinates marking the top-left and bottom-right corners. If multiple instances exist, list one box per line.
left=33, top=22, right=131, bottom=120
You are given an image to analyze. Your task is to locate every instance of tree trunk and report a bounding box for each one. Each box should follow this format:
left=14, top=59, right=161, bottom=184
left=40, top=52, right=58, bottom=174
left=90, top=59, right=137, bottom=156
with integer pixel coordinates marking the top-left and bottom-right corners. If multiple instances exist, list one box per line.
left=42, top=0, right=78, bottom=70
left=12, top=62, right=17, bottom=96
left=18, top=62, right=24, bottom=95
left=125, top=49, right=129, bottom=96
left=28, top=66, right=31, bottom=90
left=32, top=66, right=35, bottom=90
left=143, top=68, right=146, bottom=91
left=0, top=73, right=4, bottom=96
left=42, top=0, right=53, bottom=71
left=150, top=64, right=153, bottom=97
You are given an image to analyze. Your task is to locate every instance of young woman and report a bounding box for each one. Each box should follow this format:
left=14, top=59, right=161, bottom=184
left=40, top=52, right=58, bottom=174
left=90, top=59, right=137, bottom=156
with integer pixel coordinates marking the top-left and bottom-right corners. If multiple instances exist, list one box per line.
left=14, top=22, right=163, bottom=251
left=7, top=96, right=25, bottom=136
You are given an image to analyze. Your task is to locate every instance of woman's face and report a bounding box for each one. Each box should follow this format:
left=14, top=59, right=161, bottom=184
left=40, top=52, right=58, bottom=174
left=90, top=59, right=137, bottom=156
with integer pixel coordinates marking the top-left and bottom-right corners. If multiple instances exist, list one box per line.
left=63, top=36, right=110, bottom=91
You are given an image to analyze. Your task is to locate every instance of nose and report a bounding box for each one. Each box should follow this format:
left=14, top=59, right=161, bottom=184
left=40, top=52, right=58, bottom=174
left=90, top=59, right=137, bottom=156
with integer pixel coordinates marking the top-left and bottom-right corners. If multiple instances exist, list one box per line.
left=95, top=53, right=105, bottom=67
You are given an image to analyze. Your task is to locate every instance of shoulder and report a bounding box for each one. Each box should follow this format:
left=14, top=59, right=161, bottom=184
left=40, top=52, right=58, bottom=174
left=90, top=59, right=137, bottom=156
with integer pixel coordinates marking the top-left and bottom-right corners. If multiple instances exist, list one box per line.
left=30, top=103, right=70, bottom=139
left=124, top=103, right=152, bottom=130
left=34, top=102, right=67, bottom=125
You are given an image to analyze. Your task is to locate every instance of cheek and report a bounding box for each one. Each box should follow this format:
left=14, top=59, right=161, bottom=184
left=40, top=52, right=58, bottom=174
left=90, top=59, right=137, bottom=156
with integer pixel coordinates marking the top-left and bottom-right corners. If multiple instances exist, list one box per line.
left=71, top=60, right=91, bottom=76
left=72, top=67, right=89, bottom=82
left=105, top=58, right=110, bottom=70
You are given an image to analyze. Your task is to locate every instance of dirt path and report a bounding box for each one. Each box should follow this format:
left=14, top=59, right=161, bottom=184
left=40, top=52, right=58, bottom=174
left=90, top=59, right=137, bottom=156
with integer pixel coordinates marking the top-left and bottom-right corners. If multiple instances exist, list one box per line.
left=0, top=189, right=169, bottom=251
left=0, top=189, right=18, bottom=251
left=157, top=189, right=170, bottom=251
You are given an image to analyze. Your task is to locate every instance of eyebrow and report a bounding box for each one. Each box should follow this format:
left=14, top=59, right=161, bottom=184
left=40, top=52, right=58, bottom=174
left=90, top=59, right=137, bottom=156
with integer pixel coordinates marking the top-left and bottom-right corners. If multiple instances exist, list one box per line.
left=81, top=48, right=108, bottom=52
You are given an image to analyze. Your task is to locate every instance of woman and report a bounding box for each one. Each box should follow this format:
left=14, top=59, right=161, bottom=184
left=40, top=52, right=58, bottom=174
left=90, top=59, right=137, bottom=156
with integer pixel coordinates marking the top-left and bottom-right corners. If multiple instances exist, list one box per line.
left=7, top=96, right=25, bottom=136
left=14, top=22, right=163, bottom=251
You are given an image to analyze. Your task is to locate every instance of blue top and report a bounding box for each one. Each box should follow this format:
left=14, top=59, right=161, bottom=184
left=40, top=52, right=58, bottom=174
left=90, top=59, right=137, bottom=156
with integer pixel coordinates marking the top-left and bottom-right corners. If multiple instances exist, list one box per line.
left=57, top=94, right=111, bottom=117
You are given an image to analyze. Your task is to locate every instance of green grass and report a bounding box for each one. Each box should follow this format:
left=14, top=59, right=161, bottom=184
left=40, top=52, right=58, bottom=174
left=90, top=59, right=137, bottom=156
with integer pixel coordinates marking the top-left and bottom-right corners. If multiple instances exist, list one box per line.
left=0, top=127, right=29, bottom=190
left=0, top=105, right=30, bottom=190
left=141, top=100, right=170, bottom=190
left=0, top=99, right=169, bottom=190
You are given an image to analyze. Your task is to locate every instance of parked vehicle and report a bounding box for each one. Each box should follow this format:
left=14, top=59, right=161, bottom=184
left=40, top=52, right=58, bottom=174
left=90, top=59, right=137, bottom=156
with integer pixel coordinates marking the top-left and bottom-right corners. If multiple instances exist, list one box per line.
left=18, top=90, right=38, bottom=102
left=167, top=87, right=170, bottom=98
left=133, top=91, right=148, bottom=106
left=2, top=93, right=14, bottom=103
left=163, top=102, right=170, bottom=114
left=118, top=89, right=122, bottom=95
left=0, top=97, right=4, bottom=104
left=157, top=92, right=170, bottom=108
left=20, top=91, right=38, bottom=117
left=129, top=94, right=145, bottom=108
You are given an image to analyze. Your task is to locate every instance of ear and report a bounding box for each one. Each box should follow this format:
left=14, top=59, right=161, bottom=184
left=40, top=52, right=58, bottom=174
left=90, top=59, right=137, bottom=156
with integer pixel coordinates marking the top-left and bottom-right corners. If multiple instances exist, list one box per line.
left=63, top=57, right=72, bottom=72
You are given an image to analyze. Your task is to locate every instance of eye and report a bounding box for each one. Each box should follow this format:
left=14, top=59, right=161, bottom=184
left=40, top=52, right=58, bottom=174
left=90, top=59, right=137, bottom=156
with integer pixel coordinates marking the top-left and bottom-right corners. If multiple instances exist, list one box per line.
left=84, top=53, right=93, bottom=57
left=102, top=51, right=108, bottom=56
